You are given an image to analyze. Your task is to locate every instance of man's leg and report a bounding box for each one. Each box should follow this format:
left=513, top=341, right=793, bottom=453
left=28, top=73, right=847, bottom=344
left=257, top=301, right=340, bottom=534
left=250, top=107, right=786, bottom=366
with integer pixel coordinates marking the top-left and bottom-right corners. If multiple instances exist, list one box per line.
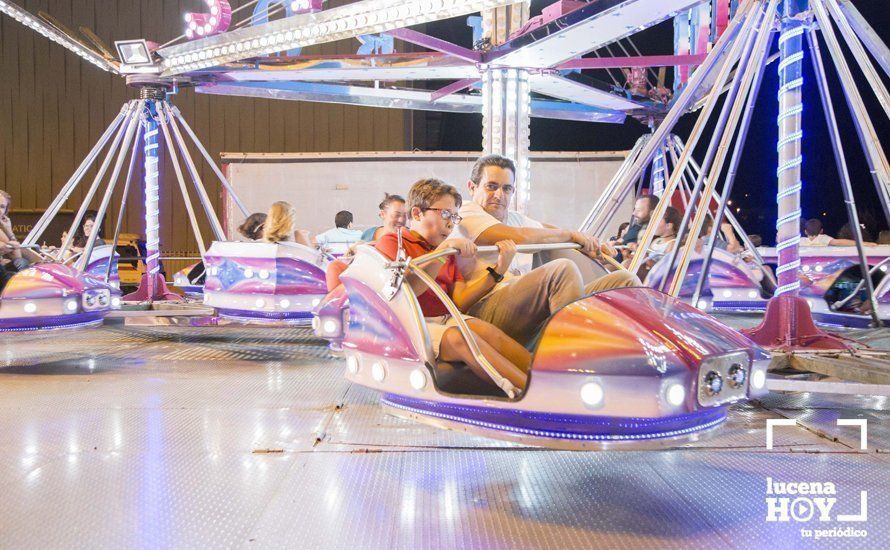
left=584, top=270, right=641, bottom=294
left=469, top=258, right=583, bottom=344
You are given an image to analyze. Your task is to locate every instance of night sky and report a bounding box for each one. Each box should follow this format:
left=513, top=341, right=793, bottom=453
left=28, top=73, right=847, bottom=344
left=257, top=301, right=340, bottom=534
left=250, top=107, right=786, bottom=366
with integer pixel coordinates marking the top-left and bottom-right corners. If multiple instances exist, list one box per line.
left=428, top=0, right=890, bottom=245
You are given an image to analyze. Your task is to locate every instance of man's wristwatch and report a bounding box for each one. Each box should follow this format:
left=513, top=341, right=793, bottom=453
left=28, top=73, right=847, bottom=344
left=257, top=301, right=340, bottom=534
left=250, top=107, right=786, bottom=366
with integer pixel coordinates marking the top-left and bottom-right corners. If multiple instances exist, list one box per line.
left=486, top=266, right=504, bottom=283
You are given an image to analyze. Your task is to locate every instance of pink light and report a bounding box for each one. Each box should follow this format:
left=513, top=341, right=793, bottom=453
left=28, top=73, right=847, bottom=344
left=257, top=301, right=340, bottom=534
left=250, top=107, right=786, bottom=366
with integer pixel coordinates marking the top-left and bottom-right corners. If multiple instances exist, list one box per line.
left=183, top=0, right=232, bottom=40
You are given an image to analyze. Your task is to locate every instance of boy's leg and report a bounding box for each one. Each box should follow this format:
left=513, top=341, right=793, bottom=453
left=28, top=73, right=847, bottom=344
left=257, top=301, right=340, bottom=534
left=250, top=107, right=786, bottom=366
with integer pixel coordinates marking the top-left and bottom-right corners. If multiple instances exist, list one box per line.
left=465, top=318, right=531, bottom=373
left=439, top=327, right=528, bottom=391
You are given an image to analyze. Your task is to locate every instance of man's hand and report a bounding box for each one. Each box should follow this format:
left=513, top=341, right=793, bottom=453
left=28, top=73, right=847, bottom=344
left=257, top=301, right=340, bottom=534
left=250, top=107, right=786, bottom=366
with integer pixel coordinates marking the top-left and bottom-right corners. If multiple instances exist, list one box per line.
left=493, top=240, right=517, bottom=275
left=0, top=242, right=13, bottom=254
left=599, top=241, right=617, bottom=258
left=438, top=237, right=477, bottom=258
left=569, top=231, right=599, bottom=257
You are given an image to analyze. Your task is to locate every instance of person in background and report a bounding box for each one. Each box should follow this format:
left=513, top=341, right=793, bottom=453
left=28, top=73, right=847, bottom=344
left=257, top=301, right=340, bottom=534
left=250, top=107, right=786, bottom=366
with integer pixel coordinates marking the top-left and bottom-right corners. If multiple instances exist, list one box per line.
left=632, top=206, right=681, bottom=281
left=237, top=213, right=267, bottom=241
left=803, top=218, right=875, bottom=246
left=361, top=194, right=407, bottom=242
left=608, top=222, right=631, bottom=262
left=70, top=210, right=106, bottom=253
left=316, top=211, right=363, bottom=255
left=699, top=216, right=743, bottom=254
left=0, top=189, right=39, bottom=270
left=262, top=201, right=313, bottom=247
left=620, top=194, right=659, bottom=245
left=375, top=178, right=530, bottom=391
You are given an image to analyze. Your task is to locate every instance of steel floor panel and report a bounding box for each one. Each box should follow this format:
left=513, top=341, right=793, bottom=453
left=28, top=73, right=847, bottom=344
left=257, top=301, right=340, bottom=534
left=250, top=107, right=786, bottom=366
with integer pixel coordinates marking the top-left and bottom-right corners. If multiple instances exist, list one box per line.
left=0, top=324, right=887, bottom=548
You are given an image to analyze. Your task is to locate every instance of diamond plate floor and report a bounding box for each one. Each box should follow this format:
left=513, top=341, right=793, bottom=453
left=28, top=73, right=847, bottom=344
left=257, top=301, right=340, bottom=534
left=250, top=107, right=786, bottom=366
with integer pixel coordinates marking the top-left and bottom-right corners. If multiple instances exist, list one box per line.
left=0, top=323, right=887, bottom=548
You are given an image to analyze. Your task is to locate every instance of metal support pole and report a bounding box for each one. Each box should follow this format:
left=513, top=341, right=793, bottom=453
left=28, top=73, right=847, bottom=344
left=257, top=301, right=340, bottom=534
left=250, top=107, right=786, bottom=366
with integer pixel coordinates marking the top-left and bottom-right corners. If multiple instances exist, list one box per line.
left=143, top=101, right=162, bottom=299
left=23, top=105, right=130, bottom=247
left=811, top=0, right=890, bottom=225
left=57, top=101, right=139, bottom=261
left=808, top=28, right=882, bottom=326
left=77, top=100, right=143, bottom=273
left=669, top=8, right=778, bottom=304
left=481, top=67, right=531, bottom=212
left=584, top=0, right=757, bottom=240
left=578, top=134, right=649, bottom=234
left=106, top=123, right=143, bottom=283
left=156, top=102, right=207, bottom=257
left=163, top=103, right=225, bottom=241
left=836, top=0, right=890, bottom=78
left=692, top=30, right=774, bottom=305
left=170, top=106, right=250, bottom=219
left=630, top=0, right=767, bottom=275
left=822, top=0, right=890, bottom=119
left=772, top=2, right=806, bottom=297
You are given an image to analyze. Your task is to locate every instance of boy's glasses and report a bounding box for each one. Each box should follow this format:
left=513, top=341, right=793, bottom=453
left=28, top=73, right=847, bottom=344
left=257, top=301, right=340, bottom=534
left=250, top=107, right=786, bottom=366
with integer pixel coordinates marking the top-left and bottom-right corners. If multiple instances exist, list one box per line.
left=424, top=208, right=462, bottom=224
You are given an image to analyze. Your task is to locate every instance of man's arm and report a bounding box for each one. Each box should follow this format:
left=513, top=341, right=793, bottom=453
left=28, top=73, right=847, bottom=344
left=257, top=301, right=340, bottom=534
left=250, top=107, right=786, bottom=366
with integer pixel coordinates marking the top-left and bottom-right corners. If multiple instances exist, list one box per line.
left=829, top=238, right=877, bottom=247
left=450, top=240, right=516, bottom=312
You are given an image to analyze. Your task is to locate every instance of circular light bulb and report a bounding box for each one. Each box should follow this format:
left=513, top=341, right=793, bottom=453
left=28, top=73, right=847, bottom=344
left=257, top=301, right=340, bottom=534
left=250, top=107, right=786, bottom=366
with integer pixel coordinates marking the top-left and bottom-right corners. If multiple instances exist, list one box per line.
left=666, top=384, right=686, bottom=407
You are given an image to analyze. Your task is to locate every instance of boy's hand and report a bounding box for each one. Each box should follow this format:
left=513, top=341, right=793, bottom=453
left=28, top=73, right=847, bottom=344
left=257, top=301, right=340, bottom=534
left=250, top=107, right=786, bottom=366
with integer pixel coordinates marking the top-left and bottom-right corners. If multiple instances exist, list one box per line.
left=494, top=240, right=517, bottom=275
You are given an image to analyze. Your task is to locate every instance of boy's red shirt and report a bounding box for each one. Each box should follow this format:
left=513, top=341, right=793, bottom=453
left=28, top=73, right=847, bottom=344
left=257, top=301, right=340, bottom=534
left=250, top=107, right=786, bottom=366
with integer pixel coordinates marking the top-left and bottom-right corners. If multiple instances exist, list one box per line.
left=375, top=228, right=463, bottom=317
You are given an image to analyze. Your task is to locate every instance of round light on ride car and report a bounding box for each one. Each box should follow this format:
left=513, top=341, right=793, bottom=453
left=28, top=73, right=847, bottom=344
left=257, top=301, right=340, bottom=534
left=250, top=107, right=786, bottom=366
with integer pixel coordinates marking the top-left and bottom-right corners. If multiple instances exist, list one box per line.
left=255, top=298, right=266, bottom=308
left=258, top=269, right=270, bottom=280
left=666, top=383, right=686, bottom=406
left=371, top=361, right=386, bottom=382
left=346, top=355, right=359, bottom=374
left=23, top=302, right=37, bottom=314
left=748, top=290, right=759, bottom=299
left=279, top=299, right=291, bottom=309
left=814, top=265, right=823, bottom=273
left=751, top=369, right=766, bottom=390
left=696, top=299, right=708, bottom=310
left=703, top=371, right=723, bottom=396
left=881, top=265, right=888, bottom=273
left=111, top=297, right=121, bottom=308
left=323, top=319, right=338, bottom=335
left=244, top=268, right=254, bottom=278
left=409, top=369, right=427, bottom=390
left=311, top=298, right=321, bottom=307
left=722, top=290, right=732, bottom=298
left=727, top=363, right=747, bottom=388
left=580, top=382, right=604, bottom=407
left=65, top=299, right=78, bottom=312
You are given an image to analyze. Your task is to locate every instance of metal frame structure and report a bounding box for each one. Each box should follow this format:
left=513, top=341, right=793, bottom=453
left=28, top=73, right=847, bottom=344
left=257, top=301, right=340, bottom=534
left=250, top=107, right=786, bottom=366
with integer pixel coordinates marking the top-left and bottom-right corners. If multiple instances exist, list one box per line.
left=577, top=0, right=889, bottom=340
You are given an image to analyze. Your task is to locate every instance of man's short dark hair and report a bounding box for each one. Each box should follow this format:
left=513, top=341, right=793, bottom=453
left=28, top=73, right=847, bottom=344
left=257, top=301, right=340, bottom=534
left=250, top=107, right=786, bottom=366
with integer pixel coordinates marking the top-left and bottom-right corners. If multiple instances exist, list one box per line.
left=335, top=210, right=353, bottom=228
left=470, top=154, right=516, bottom=186
left=636, top=194, right=659, bottom=211
left=805, top=218, right=823, bottom=237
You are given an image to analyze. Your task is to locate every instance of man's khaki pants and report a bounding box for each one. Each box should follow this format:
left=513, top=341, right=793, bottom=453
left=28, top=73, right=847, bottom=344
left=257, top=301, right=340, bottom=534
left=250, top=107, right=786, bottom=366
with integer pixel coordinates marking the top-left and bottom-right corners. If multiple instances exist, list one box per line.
left=468, top=258, right=639, bottom=345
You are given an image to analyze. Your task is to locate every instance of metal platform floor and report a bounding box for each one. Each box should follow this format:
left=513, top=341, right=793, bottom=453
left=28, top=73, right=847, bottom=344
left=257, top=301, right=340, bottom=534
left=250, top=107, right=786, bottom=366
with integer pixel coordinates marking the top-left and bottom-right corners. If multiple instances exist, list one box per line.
left=0, top=323, right=887, bottom=549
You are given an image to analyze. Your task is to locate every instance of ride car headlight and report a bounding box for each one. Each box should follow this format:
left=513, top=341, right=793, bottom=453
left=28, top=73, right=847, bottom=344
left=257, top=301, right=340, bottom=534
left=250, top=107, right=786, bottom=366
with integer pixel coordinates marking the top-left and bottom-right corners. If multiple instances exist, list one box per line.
left=244, top=268, right=254, bottom=278
left=409, top=369, right=427, bottom=390
left=371, top=361, right=386, bottom=382
left=255, top=298, right=265, bottom=308
left=111, top=297, right=121, bottom=308
left=580, top=382, right=604, bottom=407
left=703, top=371, right=723, bottom=396
left=751, top=368, right=766, bottom=391
left=83, top=294, right=96, bottom=308
left=666, top=384, right=686, bottom=407
left=323, top=319, right=339, bottom=335
left=65, top=299, right=78, bottom=312
left=23, top=302, right=37, bottom=314
left=279, top=299, right=291, bottom=309
left=346, top=355, right=360, bottom=375
left=727, top=363, right=747, bottom=388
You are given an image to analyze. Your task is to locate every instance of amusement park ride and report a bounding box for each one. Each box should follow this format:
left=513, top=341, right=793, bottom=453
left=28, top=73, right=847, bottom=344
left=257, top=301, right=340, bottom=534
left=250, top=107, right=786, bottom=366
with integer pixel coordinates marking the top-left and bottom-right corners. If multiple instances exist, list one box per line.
left=1, top=0, right=888, bottom=446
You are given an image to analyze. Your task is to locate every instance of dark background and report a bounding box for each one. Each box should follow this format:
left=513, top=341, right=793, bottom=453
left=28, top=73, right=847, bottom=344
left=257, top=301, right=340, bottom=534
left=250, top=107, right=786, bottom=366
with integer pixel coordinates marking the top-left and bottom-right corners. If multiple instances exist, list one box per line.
left=420, top=0, right=890, bottom=244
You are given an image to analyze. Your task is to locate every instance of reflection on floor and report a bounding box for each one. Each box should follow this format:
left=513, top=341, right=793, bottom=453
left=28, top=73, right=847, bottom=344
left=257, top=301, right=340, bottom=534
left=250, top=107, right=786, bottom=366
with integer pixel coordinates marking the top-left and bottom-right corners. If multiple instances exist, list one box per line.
left=0, top=323, right=887, bottom=548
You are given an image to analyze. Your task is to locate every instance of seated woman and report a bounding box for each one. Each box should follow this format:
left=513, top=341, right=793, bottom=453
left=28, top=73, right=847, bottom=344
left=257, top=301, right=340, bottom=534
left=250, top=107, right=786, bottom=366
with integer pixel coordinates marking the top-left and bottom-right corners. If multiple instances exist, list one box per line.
left=71, top=210, right=106, bottom=253
left=375, top=178, right=530, bottom=391
left=360, top=193, right=407, bottom=242
left=262, top=201, right=313, bottom=247
left=238, top=213, right=267, bottom=241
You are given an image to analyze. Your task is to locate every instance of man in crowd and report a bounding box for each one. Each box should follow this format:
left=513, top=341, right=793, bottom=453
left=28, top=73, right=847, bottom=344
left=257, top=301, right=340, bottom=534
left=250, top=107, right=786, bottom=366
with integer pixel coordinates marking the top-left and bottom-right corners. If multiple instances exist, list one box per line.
left=315, top=210, right=363, bottom=255
left=450, top=154, right=640, bottom=345
left=619, top=194, right=659, bottom=245
left=0, top=190, right=38, bottom=273
left=803, top=218, right=875, bottom=247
